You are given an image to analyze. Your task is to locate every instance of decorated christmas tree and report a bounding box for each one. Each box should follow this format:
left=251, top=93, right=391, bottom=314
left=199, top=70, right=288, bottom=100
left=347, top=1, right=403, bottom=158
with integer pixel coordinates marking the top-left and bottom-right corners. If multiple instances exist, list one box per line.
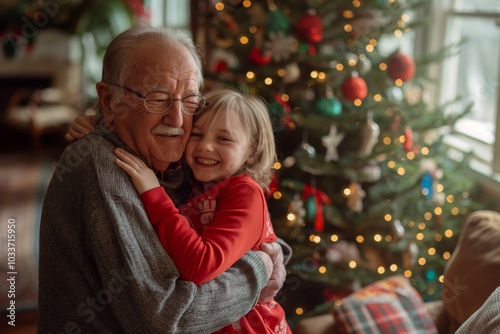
left=199, top=0, right=480, bottom=326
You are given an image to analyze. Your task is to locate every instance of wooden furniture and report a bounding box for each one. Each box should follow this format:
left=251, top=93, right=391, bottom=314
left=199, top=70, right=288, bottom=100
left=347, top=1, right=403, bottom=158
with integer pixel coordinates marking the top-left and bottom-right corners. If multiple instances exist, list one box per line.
left=4, top=88, right=80, bottom=150
left=0, top=60, right=82, bottom=150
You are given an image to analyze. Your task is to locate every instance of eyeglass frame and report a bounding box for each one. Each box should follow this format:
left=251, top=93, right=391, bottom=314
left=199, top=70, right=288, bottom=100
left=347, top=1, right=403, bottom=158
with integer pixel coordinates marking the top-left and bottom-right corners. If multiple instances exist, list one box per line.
left=108, top=83, right=208, bottom=116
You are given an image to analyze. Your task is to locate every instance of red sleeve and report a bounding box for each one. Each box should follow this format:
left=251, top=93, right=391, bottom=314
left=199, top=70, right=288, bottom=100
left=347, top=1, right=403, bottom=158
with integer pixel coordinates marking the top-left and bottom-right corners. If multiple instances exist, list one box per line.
left=140, top=187, right=179, bottom=223
left=140, top=178, right=270, bottom=286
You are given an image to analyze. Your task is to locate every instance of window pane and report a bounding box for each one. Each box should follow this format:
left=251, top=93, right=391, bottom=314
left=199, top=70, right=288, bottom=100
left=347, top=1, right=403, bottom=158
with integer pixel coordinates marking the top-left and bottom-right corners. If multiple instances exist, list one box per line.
left=455, top=0, right=500, bottom=12
left=165, top=0, right=189, bottom=27
left=443, top=16, right=499, bottom=143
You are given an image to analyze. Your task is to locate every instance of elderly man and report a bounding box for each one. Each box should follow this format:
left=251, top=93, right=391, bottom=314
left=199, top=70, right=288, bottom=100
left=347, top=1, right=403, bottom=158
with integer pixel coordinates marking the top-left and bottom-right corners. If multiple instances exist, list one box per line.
left=38, top=25, right=286, bottom=333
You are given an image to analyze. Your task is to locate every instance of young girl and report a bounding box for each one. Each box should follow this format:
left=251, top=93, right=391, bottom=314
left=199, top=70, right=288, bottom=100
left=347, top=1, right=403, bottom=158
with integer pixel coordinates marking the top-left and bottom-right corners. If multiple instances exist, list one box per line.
left=68, top=88, right=291, bottom=334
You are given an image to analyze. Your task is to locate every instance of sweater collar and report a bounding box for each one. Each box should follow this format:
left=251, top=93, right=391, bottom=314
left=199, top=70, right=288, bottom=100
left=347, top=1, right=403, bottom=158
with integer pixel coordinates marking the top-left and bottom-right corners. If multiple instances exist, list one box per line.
left=94, top=121, right=191, bottom=205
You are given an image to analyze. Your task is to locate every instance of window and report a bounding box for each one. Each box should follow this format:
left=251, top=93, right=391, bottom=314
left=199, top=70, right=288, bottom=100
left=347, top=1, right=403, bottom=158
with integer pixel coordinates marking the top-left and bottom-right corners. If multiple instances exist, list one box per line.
left=150, top=0, right=191, bottom=34
left=433, top=0, right=500, bottom=180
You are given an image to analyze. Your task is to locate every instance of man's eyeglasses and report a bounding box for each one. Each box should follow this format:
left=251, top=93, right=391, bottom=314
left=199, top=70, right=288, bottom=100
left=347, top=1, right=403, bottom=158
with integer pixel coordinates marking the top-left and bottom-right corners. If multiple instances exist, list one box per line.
left=109, top=83, right=207, bottom=115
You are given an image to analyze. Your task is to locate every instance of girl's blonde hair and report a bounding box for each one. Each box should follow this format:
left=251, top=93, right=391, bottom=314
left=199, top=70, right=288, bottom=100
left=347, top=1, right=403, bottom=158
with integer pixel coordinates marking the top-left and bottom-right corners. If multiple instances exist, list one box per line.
left=197, top=88, right=277, bottom=190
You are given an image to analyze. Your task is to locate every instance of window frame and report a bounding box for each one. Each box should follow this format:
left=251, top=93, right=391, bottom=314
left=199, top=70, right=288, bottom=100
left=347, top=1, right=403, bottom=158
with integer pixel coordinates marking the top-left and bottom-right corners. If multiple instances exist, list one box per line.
left=416, top=0, right=500, bottom=207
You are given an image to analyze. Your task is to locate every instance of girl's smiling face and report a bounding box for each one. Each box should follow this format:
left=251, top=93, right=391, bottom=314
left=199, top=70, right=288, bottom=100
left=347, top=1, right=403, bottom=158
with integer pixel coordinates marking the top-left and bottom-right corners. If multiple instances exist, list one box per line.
left=185, top=109, right=254, bottom=183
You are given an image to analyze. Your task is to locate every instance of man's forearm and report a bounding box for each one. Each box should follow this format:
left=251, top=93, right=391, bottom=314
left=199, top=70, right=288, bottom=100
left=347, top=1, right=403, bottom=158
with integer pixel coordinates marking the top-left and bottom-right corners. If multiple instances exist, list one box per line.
left=177, top=252, right=269, bottom=332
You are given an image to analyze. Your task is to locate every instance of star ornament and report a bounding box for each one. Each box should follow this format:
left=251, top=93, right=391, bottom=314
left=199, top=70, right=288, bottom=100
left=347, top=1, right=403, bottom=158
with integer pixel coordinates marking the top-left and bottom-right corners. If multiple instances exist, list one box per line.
left=264, top=31, right=298, bottom=62
left=289, top=195, right=306, bottom=226
left=347, top=181, right=366, bottom=213
left=322, top=124, right=345, bottom=162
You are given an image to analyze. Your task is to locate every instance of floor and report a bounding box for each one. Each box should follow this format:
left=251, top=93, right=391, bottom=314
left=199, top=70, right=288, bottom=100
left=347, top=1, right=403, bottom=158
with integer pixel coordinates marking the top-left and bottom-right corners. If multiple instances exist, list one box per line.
left=0, top=129, right=66, bottom=333
left=1, top=310, right=38, bottom=333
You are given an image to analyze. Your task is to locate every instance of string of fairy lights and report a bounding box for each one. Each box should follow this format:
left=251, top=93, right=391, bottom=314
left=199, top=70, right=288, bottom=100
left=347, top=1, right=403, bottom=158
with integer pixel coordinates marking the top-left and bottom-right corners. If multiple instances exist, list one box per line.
left=213, top=0, right=412, bottom=107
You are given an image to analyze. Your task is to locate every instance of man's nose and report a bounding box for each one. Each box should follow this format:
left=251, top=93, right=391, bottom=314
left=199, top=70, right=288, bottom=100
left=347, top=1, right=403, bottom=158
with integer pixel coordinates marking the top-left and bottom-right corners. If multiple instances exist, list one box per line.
left=162, top=100, right=184, bottom=128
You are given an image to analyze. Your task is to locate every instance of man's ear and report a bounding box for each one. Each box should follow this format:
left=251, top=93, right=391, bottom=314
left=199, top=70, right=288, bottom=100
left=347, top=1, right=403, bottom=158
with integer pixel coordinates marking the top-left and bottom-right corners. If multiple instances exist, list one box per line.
left=96, top=82, right=114, bottom=123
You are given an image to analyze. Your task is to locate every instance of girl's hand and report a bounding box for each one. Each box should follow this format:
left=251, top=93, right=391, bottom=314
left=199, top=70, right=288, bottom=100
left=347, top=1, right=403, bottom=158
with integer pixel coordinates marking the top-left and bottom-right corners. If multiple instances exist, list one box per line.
left=65, top=115, right=96, bottom=143
left=114, top=148, right=160, bottom=195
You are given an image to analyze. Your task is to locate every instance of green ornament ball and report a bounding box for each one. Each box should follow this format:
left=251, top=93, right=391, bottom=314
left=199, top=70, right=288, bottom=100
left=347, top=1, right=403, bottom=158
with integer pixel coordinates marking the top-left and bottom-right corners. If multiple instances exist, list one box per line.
left=305, top=196, right=317, bottom=222
left=425, top=269, right=437, bottom=282
left=315, top=96, right=342, bottom=116
left=268, top=100, right=285, bottom=118
left=267, top=9, right=291, bottom=32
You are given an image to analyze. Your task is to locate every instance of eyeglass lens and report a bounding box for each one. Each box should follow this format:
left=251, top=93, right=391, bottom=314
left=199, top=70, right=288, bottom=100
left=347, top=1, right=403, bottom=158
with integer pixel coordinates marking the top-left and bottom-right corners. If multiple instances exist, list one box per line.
left=145, top=92, right=205, bottom=115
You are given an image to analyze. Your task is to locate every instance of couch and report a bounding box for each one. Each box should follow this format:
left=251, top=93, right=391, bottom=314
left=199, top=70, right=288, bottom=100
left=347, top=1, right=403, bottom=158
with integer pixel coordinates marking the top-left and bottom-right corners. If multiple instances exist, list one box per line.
left=295, top=210, right=500, bottom=334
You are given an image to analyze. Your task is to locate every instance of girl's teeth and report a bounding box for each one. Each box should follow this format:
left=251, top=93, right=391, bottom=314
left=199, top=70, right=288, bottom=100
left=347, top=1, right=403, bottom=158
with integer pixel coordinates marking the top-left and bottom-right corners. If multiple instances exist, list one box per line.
left=198, top=158, right=217, bottom=165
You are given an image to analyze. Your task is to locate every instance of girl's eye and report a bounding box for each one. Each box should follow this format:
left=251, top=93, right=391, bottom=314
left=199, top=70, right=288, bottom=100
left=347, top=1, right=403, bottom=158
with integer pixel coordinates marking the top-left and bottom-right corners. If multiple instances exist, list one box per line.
left=218, top=136, right=232, bottom=142
left=190, top=132, right=202, bottom=137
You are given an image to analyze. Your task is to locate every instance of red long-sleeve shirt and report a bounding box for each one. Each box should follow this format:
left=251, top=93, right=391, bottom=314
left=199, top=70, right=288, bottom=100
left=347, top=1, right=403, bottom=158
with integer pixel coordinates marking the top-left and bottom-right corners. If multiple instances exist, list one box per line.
left=141, top=174, right=291, bottom=334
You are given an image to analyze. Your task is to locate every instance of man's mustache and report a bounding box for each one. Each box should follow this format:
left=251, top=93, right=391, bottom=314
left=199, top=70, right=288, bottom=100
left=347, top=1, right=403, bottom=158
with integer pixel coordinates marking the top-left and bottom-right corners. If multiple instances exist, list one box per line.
left=152, top=125, right=185, bottom=136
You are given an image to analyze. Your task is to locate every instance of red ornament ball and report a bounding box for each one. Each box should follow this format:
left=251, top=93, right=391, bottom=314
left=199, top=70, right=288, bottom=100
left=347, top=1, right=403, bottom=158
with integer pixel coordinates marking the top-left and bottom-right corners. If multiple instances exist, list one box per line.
left=403, top=127, right=414, bottom=152
left=341, top=76, right=368, bottom=101
left=294, top=13, right=323, bottom=44
left=248, top=47, right=271, bottom=66
left=387, top=52, right=415, bottom=82
left=266, top=172, right=279, bottom=196
left=214, top=60, right=228, bottom=73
